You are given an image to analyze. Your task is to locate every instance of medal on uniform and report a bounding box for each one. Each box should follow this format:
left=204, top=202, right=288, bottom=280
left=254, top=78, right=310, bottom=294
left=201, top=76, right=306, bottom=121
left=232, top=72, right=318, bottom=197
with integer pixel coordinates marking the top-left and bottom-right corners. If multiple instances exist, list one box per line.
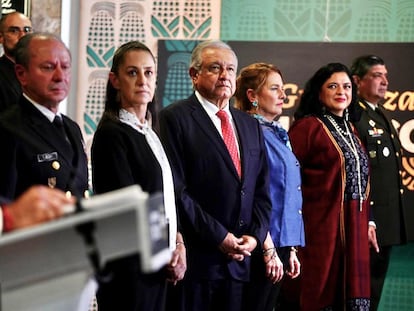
left=48, top=177, right=56, bottom=188
left=368, top=126, right=383, bottom=137
left=369, top=119, right=376, bottom=127
left=382, top=147, right=390, bottom=157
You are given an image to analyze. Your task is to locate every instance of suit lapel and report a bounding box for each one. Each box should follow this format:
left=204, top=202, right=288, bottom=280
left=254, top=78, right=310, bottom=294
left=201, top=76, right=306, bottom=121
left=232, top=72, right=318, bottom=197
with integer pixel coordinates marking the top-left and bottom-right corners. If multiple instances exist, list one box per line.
left=189, top=97, right=241, bottom=179
left=62, top=115, right=85, bottom=168
left=231, top=107, right=248, bottom=178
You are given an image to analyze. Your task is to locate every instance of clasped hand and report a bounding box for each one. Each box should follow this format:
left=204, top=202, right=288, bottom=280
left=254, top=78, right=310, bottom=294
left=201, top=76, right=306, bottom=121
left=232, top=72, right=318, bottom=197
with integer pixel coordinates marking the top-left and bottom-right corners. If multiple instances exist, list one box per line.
left=219, top=232, right=257, bottom=261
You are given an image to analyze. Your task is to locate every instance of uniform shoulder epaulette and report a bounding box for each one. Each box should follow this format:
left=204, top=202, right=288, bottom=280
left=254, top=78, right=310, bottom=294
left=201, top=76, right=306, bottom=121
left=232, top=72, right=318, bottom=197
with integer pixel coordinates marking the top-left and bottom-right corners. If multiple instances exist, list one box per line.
left=358, top=101, right=367, bottom=110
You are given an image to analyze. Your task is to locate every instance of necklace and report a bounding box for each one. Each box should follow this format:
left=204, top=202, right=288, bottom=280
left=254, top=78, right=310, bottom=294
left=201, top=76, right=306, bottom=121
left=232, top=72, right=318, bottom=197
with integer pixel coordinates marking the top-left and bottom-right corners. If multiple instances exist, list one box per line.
left=325, top=114, right=364, bottom=211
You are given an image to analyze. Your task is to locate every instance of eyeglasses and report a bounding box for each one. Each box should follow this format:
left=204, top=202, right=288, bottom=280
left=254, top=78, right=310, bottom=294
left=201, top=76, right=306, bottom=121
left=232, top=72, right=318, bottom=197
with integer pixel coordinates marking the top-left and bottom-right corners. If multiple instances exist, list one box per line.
left=5, top=26, right=33, bottom=35
left=202, top=63, right=237, bottom=76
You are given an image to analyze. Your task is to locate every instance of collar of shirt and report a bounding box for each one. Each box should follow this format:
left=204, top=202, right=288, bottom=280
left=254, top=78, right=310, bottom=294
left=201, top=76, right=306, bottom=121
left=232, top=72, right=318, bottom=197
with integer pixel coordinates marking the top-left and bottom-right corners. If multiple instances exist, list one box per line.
left=23, top=93, right=62, bottom=122
left=253, top=113, right=279, bottom=127
left=195, top=91, right=240, bottom=152
left=253, top=113, right=292, bottom=149
left=363, top=100, right=377, bottom=111
left=119, top=108, right=149, bottom=135
left=195, top=90, right=234, bottom=129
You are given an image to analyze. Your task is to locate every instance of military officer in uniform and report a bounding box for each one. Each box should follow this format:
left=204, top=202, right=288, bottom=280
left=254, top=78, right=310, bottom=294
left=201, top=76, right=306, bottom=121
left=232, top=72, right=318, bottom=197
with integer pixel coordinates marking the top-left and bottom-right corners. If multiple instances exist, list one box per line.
left=351, top=55, right=414, bottom=311
left=0, top=32, right=88, bottom=201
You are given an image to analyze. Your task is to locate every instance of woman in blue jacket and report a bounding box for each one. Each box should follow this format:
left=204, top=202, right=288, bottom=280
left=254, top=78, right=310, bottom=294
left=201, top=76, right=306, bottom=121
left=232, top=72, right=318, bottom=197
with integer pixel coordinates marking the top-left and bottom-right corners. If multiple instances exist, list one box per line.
left=235, top=62, right=305, bottom=311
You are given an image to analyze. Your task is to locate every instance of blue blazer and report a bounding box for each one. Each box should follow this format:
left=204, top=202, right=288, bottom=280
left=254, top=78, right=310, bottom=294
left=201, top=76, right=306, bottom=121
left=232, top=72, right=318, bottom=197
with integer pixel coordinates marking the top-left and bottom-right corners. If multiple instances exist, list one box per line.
left=159, top=94, right=271, bottom=282
left=259, top=122, right=305, bottom=248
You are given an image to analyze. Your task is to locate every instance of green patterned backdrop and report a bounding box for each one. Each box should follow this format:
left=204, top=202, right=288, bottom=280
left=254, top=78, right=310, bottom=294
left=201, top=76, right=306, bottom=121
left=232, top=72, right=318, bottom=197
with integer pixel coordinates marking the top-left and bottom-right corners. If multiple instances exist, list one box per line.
left=80, top=0, right=414, bottom=136
left=221, top=0, right=414, bottom=42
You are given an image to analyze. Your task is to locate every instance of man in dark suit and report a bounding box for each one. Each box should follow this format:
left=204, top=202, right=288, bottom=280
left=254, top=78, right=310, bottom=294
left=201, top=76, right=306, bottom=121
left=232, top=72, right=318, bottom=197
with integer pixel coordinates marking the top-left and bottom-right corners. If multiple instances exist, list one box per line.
left=351, top=55, right=414, bottom=310
left=159, top=40, right=272, bottom=311
left=0, top=185, right=74, bottom=233
left=0, top=11, right=33, bottom=113
left=0, top=32, right=88, bottom=201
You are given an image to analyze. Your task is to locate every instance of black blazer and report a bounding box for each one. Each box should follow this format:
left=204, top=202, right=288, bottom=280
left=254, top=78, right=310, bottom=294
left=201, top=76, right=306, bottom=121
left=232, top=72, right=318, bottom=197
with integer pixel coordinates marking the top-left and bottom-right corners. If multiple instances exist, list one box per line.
left=0, top=55, right=21, bottom=113
left=92, top=117, right=164, bottom=195
left=159, top=94, right=271, bottom=282
left=353, top=100, right=414, bottom=245
left=0, top=96, right=88, bottom=199
left=91, top=117, right=171, bottom=310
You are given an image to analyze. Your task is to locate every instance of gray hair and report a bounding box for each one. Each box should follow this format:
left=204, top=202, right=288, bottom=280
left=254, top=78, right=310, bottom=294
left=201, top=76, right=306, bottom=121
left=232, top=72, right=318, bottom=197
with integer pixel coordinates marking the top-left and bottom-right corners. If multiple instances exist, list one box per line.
left=190, top=40, right=237, bottom=72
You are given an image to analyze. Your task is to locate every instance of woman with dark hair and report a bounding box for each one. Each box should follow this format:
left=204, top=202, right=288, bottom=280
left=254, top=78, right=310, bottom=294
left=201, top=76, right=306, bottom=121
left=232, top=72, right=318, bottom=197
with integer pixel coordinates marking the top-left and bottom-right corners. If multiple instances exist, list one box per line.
left=289, top=63, right=378, bottom=310
left=91, top=41, right=186, bottom=310
left=234, top=62, right=304, bottom=311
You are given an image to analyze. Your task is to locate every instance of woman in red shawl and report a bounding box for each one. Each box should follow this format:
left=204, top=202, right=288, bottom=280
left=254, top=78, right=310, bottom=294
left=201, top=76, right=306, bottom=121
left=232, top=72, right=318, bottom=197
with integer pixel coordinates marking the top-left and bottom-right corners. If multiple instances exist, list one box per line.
left=289, top=63, right=378, bottom=310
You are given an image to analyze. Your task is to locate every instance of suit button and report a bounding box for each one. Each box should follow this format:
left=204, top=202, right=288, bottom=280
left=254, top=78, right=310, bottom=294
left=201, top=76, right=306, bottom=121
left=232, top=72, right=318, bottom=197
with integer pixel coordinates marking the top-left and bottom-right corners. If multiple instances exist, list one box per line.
left=370, top=201, right=374, bottom=206
left=241, top=190, right=245, bottom=196
left=298, top=209, right=302, bottom=215
left=377, top=140, right=381, bottom=145
left=52, top=161, right=60, bottom=170
left=400, top=189, right=404, bottom=194
left=297, top=186, right=301, bottom=191
left=396, top=152, right=399, bottom=157
left=239, top=220, right=245, bottom=226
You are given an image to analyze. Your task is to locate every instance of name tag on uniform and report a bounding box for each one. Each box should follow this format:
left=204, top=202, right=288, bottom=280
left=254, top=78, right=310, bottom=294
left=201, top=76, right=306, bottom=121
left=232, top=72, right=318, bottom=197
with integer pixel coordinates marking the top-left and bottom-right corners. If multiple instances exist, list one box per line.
left=37, top=152, right=58, bottom=162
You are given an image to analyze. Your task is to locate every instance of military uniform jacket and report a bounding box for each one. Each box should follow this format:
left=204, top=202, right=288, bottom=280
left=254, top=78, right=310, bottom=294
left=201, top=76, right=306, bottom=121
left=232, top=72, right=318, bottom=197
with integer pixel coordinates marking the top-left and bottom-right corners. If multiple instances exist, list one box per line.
left=353, top=100, right=413, bottom=245
left=0, top=96, right=89, bottom=199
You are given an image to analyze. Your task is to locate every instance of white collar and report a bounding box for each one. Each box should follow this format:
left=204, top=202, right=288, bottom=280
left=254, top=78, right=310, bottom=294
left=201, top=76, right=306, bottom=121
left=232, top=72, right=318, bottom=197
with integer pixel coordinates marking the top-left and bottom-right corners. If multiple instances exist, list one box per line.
left=195, top=91, right=232, bottom=120
left=23, top=93, right=62, bottom=122
left=119, top=108, right=149, bottom=134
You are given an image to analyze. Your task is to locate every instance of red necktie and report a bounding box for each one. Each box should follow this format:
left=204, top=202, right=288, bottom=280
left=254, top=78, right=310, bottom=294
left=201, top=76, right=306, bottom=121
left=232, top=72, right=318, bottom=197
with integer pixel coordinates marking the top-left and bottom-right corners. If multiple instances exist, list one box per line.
left=216, top=110, right=241, bottom=178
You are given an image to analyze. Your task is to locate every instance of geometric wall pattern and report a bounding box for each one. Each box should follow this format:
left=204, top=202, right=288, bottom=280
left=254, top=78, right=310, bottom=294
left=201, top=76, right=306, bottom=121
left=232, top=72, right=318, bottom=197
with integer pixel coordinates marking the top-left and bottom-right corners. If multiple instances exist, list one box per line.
left=76, top=0, right=221, bottom=150
left=160, top=40, right=197, bottom=107
left=77, top=0, right=414, bottom=147
left=221, top=0, right=414, bottom=42
left=379, top=243, right=414, bottom=310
